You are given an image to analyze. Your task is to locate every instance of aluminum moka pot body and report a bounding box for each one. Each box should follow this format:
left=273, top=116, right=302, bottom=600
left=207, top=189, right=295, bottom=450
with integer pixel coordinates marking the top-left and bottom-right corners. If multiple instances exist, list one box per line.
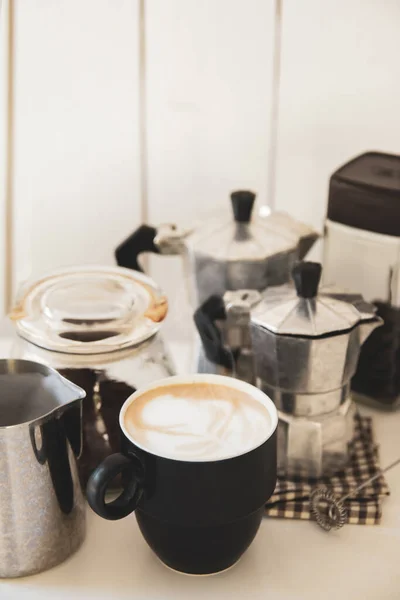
left=194, top=262, right=382, bottom=478
left=115, top=191, right=319, bottom=307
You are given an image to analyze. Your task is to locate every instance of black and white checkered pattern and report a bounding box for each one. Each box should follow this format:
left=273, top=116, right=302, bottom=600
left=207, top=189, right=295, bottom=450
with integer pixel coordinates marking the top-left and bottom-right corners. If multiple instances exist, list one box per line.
left=265, top=415, right=390, bottom=525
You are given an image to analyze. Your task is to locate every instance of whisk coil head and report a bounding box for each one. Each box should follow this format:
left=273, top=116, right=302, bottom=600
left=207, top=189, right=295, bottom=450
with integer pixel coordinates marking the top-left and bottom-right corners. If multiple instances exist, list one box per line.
left=310, top=487, right=348, bottom=531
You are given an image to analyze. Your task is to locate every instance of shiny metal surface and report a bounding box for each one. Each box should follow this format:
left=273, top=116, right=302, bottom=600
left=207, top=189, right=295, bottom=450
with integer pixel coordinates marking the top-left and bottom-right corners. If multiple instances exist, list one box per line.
left=0, top=360, right=86, bottom=578
left=250, top=284, right=372, bottom=336
left=251, top=318, right=381, bottom=398
left=222, top=282, right=382, bottom=416
left=277, top=398, right=356, bottom=478
left=184, top=211, right=318, bottom=263
left=154, top=223, right=192, bottom=254
left=220, top=271, right=381, bottom=477
left=260, top=380, right=351, bottom=418
left=155, top=207, right=318, bottom=305
left=195, top=267, right=382, bottom=477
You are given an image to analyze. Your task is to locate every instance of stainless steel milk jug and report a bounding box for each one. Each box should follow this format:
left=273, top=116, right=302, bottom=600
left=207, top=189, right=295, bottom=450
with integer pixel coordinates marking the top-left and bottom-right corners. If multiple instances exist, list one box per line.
left=0, top=359, right=86, bottom=577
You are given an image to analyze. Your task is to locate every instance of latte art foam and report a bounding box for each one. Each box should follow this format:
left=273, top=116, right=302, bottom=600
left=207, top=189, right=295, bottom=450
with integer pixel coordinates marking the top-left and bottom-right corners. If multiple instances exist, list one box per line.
left=123, top=382, right=271, bottom=461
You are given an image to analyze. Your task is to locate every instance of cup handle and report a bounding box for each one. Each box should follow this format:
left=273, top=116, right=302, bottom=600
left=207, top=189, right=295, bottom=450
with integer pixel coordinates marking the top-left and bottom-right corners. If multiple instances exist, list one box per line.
left=86, top=453, right=144, bottom=520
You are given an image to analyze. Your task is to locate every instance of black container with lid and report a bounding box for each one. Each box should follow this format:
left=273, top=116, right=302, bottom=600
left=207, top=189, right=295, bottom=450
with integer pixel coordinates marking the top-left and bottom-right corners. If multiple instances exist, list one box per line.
left=323, top=151, right=400, bottom=409
left=327, top=151, right=400, bottom=236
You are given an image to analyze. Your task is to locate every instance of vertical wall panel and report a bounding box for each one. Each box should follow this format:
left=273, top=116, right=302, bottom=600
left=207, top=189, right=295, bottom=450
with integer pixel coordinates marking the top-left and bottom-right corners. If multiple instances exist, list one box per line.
left=144, top=0, right=276, bottom=340
left=0, top=0, right=10, bottom=316
left=275, top=0, right=400, bottom=238
left=11, top=0, right=142, bottom=296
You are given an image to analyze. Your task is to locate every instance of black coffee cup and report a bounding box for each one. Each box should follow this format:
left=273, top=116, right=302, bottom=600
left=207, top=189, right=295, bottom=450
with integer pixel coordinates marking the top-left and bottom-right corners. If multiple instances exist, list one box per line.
left=87, top=374, right=278, bottom=575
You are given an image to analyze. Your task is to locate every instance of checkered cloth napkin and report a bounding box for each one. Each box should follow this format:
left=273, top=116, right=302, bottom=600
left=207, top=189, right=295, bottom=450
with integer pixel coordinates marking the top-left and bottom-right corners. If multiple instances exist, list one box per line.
left=265, top=414, right=390, bottom=525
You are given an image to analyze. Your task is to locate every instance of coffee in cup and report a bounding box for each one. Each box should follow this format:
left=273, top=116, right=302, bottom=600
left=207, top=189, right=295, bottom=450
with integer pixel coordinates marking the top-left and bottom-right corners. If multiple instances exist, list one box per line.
left=87, top=375, right=277, bottom=575
left=123, top=381, right=272, bottom=462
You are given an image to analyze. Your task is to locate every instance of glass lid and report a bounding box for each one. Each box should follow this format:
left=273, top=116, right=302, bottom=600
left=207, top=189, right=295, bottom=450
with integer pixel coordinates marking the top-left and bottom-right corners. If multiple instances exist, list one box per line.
left=186, top=191, right=318, bottom=262
left=251, top=262, right=377, bottom=337
left=10, top=266, right=168, bottom=354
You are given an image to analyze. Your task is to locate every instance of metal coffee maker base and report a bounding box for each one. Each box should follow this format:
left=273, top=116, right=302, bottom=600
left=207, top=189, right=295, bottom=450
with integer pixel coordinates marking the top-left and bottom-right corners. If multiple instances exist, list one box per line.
left=277, top=398, right=356, bottom=479
left=260, top=380, right=351, bottom=418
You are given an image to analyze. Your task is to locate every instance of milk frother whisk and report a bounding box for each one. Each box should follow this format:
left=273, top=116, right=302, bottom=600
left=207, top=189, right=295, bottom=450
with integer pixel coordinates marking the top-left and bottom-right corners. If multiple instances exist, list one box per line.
left=310, top=456, right=400, bottom=531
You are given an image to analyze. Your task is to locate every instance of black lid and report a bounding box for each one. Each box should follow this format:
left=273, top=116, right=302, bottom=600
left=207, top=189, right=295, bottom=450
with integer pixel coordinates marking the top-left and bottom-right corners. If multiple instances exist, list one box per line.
left=327, top=151, right=400, bottom=237
left=230, top=190, right=256, bottom=223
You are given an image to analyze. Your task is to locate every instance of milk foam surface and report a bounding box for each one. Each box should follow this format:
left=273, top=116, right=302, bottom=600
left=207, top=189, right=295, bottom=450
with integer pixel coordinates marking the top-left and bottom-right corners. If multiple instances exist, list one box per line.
left=123, top=382, right=271, bottom=461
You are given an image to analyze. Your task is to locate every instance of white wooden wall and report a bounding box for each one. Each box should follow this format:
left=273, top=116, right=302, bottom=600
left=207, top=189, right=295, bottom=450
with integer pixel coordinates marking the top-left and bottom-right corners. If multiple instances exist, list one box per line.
left=0, top=0, right=10, bottom=317
left=1, top=0, right=400, bottom=339
left=274, top=0, right=400, bottom=229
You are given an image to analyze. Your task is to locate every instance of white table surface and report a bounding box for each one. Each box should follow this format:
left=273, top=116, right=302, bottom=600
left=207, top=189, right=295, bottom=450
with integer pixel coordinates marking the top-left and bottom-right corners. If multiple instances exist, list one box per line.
left=1, top=334, right=400, bottom=600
